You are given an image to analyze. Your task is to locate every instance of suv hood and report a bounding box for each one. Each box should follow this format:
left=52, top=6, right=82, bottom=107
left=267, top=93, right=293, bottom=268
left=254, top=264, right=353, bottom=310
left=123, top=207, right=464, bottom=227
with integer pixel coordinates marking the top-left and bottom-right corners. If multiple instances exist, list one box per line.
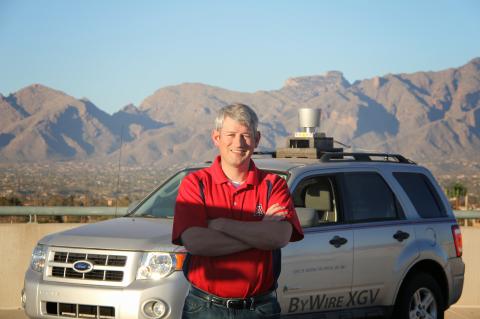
left=39, top=217, right=180, bottom=252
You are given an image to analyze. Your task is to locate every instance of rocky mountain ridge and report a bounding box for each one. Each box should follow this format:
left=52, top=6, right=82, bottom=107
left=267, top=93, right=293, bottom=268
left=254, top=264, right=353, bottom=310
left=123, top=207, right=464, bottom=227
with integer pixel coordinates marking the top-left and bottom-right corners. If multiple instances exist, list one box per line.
left=1, top=58, right=479, bottom=174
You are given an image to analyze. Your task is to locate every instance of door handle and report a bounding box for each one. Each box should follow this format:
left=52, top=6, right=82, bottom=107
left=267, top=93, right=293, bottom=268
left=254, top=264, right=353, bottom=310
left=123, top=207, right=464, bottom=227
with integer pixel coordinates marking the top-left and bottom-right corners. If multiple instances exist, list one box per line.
left=393, top=230, right=410, bottom=242
left=329, top=235, right=348, bottom=248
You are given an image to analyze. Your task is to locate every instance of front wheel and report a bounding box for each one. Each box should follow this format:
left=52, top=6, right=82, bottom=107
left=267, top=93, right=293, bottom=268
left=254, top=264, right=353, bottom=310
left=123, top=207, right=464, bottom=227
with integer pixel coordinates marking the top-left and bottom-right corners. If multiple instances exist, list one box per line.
left=395, top=272, right=444, bottom=319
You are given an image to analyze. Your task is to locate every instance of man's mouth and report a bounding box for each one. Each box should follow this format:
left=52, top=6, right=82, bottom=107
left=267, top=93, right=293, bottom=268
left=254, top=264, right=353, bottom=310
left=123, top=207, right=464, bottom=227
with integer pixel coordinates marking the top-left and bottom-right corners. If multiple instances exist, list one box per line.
left=231, top=149, right=247, bottom=154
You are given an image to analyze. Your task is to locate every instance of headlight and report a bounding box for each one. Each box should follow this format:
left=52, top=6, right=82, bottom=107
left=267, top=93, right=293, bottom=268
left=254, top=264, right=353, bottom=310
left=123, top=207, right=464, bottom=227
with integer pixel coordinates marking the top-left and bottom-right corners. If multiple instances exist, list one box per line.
left=136, top=252, right=185, bottom=280
left=30, top=244, right=47, bottom=272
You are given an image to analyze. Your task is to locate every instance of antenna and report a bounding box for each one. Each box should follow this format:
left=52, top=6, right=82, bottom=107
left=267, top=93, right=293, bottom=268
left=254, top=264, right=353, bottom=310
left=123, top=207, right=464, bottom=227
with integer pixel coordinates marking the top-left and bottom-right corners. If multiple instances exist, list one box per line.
left=114, top=125, right=124, bottom=217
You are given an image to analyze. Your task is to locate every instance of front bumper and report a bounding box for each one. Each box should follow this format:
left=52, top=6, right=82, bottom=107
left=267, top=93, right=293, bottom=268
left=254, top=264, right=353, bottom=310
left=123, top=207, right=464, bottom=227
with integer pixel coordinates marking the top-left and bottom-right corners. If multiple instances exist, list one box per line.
left=23, top=268, right=189, bottom=319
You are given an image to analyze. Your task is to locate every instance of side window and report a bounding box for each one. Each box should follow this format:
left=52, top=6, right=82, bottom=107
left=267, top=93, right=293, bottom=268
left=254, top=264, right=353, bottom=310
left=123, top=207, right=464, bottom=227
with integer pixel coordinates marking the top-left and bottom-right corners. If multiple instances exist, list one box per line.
left=292, top=175, right=340, bottom=228
left=393, top=172, right=447, bottom=218
left=341, top=172, right=403, bottom=222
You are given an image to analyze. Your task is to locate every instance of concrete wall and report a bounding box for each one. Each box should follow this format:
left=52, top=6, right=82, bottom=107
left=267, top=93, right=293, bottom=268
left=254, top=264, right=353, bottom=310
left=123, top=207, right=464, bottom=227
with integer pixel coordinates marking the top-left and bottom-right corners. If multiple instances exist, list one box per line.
left=455, top=227, right=480, bottom=306
left=0, top=224, right=478, bottom=309
left=0, top=224, right=79, bottom=309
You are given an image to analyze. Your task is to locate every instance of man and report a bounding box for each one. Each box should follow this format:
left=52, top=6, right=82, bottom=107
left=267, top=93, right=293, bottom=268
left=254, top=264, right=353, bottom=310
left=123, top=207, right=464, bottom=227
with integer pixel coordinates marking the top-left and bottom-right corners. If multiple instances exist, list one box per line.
left=172, top=103, right=303, bottom=319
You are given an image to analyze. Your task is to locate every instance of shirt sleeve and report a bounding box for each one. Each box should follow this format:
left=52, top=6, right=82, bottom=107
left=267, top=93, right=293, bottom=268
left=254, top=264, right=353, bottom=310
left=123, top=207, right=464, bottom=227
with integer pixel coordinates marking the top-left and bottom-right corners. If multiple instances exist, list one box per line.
left=268, top=175, right=304, bottom=242
left=172, top=172, right=208, bottom=246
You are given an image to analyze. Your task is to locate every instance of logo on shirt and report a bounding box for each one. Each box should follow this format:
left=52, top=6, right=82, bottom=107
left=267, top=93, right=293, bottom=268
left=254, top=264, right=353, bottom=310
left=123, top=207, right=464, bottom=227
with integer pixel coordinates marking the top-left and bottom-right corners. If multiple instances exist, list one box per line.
left=254, top=203, right=265, bottom=216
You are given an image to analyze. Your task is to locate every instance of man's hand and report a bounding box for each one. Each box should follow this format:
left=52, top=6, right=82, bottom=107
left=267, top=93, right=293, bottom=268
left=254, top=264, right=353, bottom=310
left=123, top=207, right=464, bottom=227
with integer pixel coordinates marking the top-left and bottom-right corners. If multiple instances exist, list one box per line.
left=263, top=203, right=288, bottom=221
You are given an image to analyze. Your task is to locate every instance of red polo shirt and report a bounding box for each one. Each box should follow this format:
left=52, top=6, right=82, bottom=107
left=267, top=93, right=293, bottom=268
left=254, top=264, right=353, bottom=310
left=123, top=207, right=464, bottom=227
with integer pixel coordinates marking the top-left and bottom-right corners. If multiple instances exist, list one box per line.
left=172, top=156, right=303, bottom=298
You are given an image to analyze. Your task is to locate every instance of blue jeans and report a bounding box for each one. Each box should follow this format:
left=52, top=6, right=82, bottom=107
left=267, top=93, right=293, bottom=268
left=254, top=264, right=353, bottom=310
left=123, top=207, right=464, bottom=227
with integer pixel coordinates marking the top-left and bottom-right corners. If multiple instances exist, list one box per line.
left=181, top=291, right=281, bottom=319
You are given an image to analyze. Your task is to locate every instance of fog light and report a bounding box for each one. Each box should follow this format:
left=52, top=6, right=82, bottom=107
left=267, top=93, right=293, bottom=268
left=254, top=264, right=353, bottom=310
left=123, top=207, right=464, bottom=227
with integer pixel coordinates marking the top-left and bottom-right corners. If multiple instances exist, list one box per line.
left=142, top=299, right=168, bottom=318
left=20, top=289, right=26, bottom=309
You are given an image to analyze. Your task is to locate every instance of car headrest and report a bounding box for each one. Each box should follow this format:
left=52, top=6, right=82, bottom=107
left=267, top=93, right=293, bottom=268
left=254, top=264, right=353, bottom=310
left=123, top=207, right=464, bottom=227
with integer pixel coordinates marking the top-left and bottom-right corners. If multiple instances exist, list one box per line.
left=304, top=182, right=332, bottom=211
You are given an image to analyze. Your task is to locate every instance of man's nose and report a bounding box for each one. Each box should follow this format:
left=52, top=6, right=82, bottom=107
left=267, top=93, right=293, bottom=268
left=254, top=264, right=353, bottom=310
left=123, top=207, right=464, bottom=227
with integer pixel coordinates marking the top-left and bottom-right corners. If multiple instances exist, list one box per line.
left=234, top=134, right=247, bottom=147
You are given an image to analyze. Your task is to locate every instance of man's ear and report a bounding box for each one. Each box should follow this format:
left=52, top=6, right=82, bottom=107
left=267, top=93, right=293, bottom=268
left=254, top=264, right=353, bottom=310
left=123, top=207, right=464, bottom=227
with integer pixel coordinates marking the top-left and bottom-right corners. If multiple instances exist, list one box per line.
left=212, top=130, right=220, bottom=146
left=255, top=131, right=261, bottom=148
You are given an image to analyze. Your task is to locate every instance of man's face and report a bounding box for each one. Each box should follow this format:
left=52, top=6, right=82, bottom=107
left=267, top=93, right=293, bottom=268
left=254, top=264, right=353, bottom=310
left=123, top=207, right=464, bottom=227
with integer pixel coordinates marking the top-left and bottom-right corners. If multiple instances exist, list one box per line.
left=212, top=116, right=260, bottom=170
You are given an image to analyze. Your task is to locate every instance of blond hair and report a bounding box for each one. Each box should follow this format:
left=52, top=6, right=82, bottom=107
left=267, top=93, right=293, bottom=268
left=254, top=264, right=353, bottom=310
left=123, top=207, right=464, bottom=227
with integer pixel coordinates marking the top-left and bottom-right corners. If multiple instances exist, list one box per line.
left=215, top=103, right=258, bottom=134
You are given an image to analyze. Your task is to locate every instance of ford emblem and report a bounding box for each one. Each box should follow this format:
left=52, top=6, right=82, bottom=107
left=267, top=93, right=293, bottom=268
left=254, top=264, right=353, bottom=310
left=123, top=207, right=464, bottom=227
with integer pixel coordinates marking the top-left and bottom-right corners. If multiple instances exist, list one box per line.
left=72, top=260, right=93, bottom=273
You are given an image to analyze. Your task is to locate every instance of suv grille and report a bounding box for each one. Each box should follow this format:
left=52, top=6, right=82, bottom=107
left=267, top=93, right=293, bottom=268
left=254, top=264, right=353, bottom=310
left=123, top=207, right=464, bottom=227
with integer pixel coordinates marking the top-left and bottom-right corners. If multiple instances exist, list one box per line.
left=48, top=250, right=127, bottom=283
left=45, top=302, right=115, bottom=319
left=53, top=252, right=126, bottom=266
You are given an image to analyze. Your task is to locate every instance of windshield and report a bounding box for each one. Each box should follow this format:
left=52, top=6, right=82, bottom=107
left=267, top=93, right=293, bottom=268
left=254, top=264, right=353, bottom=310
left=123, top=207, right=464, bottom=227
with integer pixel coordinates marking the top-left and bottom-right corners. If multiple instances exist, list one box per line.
left=131, top=169, right=193, bottom=218
left=131, top=168, right=289, bottom=218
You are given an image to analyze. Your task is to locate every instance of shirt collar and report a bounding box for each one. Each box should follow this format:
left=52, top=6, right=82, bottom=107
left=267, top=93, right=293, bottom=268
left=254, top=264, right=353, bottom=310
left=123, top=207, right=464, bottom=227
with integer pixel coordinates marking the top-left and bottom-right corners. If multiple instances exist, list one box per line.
left=211, top=155, right=259, bottom=186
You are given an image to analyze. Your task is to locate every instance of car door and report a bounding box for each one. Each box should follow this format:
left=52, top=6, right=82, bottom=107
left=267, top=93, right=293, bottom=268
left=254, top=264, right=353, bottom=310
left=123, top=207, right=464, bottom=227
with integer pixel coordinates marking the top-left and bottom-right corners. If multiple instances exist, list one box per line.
left=277, top=173, right=354, bottom=316
left=339, top=171, right=417, bottom=308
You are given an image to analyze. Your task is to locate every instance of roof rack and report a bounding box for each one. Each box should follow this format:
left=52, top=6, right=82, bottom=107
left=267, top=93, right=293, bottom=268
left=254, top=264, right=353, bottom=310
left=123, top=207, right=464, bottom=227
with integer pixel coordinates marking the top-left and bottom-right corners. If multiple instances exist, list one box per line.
left=320, top=152, right=416, bottom=164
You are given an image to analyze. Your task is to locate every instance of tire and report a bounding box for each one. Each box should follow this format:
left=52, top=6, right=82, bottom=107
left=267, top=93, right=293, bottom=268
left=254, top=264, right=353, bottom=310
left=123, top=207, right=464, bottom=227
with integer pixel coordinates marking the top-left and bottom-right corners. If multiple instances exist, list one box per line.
left=394, top=272, right=444, bottom=319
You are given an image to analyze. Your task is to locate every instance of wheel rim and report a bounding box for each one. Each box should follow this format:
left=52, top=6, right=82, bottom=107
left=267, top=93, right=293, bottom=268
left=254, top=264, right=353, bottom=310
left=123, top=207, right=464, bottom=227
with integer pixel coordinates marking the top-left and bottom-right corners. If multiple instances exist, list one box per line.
left=408, top=287, right=437, bottom=319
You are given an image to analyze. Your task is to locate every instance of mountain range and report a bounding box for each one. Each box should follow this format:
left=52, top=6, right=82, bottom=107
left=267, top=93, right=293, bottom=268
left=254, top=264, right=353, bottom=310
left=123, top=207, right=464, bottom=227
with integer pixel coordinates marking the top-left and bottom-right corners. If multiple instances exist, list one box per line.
left=1, top=58, right=479, bottom=174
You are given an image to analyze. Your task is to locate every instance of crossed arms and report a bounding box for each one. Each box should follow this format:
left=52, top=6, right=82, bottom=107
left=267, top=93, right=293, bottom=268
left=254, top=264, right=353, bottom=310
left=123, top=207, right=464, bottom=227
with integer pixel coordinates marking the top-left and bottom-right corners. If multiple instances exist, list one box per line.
left=181, top=203, right=293, bottom=256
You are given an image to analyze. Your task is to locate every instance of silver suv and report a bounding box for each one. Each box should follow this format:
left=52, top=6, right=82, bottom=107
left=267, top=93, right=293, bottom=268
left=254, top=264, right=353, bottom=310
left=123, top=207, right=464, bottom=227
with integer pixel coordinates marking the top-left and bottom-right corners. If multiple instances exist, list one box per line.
left=23, top=111, right=464, bottom=319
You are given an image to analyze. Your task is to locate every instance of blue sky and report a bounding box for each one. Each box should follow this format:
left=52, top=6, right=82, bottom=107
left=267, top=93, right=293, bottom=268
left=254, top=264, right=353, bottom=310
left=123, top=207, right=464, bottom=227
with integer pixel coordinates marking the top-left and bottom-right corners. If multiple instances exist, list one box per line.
left=1, top=0, right=479, bottom=114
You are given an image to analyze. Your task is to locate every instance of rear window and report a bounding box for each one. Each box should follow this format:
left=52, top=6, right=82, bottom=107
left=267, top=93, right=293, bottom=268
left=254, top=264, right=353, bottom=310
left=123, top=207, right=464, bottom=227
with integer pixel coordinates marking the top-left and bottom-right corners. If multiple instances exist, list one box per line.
left=341, top=172, right=403, bottom=222
left=393, top=172, right=447, bottom=218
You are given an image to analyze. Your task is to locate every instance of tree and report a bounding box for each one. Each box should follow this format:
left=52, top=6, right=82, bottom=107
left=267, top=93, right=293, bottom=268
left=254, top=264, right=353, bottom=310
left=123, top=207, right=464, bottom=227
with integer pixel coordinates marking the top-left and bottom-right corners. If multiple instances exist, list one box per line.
left=446, top=182, right=468, bottom=198
left=0, top=196, right=23, bottom=206
left=446, top=182, right=468, bottom=209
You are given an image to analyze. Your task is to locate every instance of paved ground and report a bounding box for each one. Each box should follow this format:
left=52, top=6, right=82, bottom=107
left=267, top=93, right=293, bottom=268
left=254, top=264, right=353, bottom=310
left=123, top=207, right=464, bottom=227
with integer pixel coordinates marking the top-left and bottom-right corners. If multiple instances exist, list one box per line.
left=2, top=307, right=480, bottom=319
left=446, top=307, right=480, bottom=319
